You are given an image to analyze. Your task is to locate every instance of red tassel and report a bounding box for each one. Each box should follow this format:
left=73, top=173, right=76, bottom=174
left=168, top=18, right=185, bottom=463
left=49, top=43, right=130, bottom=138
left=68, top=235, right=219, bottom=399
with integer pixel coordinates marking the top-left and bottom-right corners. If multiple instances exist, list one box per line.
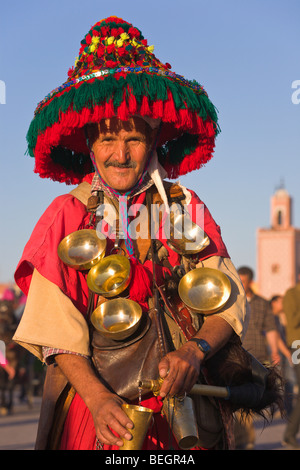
left=128, top=258, right=152, bottom=308
left=127, top=89, right=137, bottom=114
left=139, top=95, right=151, bottom=116
left=163, top=90, right=178, bottom=123
left=117, top=92, right=129, bottom=121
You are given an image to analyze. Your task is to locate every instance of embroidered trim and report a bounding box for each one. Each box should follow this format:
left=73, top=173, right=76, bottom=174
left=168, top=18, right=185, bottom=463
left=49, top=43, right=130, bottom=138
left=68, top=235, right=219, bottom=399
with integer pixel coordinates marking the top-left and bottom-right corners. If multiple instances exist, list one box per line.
left=35, top=67, right=207, bottom=115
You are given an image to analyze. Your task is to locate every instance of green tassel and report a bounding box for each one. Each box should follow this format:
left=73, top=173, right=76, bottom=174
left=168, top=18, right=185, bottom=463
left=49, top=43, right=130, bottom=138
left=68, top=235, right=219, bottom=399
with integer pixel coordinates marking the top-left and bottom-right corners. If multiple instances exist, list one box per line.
left=26, top=72, right=219, bottom=161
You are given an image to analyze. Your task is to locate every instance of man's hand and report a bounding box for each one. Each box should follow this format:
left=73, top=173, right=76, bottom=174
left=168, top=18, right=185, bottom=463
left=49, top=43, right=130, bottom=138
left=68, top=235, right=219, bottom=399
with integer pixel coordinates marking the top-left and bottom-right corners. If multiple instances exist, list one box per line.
left=88, top=390, right=134, bottom=447
left=158, top=342, right=203, bottom=398
left=55, top=354, right=134, bottom=447
left=158, top=316, right=234, bottom=398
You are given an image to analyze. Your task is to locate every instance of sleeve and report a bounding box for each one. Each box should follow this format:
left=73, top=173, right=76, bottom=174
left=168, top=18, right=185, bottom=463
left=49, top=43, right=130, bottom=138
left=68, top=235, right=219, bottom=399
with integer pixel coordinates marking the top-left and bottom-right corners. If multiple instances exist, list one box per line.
left=197, top=255, right=250, bottom=340
left=42, top=346, right=90, bottom=365
left=262, top=302, right=277, bottom=333
left=13, top=269, right=91, bottom=361
left=14, top=193, right=90, bottom=314
left=283, top=289, right=299, bottom=329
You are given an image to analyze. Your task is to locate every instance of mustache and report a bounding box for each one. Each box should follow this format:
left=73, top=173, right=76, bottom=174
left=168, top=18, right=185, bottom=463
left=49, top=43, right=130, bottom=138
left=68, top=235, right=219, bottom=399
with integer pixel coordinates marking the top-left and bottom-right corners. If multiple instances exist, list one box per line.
left=104, top=160, right=137, bottom=169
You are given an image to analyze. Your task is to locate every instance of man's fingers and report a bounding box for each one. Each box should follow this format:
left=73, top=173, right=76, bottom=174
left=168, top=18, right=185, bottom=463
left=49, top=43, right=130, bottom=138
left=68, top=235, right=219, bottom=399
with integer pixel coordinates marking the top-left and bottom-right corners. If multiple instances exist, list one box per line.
left=97, top=413, right=133, bottom=447
left=94, top=398, right=134, bottom=447
left=158, top=350, right=200, bottom=398
left=158, top=356, right=170, bottom=379
left=159, top=355, right=175, bottom=397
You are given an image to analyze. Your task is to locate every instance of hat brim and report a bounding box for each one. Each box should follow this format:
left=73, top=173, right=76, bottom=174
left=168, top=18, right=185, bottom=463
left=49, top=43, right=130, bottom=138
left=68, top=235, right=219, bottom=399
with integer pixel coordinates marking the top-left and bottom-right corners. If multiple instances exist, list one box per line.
left=27, top=70, right=219, bottom=184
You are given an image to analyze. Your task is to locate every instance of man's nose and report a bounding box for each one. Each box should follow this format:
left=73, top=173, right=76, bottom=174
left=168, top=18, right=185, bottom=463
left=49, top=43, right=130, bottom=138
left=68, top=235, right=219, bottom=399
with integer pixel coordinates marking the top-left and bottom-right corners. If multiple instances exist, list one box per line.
left=113, top=141, right=129, bottom=162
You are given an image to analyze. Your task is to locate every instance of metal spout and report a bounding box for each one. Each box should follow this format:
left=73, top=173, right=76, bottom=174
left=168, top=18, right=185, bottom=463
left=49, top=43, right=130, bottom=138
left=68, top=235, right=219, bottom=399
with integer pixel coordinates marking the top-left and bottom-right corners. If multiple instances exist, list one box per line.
left=138, top=379, right=229, bottom=399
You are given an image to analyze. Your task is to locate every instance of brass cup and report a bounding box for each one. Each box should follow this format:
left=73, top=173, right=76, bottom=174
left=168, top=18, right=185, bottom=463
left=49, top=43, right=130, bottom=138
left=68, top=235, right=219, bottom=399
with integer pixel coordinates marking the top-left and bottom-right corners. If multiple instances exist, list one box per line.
left=87, top=254, right=131, bottom=297
left=168, top=212, right=210, bottom=255
left=162, top=396, right=199, bottom=450
left=57, top=229, right=106, bottom=270
left=178, top=267, right=231, bottom=314
left=90, top=298, right=142, bottom=340
left=119, top=404, right=153, bottom=450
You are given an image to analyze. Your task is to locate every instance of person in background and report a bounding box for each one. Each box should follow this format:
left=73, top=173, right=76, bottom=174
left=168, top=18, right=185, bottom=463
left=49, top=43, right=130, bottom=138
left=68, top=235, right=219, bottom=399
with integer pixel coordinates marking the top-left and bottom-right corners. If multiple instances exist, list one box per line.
left=282, top=275, right=300, bottom=449
left=234, top=266, right=280, bottom=450
left=270, top=295, right=294, bottom=417
left=238, top=266, right=279, bottom=365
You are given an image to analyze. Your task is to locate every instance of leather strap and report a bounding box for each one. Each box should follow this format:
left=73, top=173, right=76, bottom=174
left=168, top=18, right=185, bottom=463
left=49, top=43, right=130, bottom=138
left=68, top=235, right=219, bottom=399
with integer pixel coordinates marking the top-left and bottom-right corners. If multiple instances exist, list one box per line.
left=146, top=190, right=170, bottom=357
left=157, top=284, right=197, bottom=341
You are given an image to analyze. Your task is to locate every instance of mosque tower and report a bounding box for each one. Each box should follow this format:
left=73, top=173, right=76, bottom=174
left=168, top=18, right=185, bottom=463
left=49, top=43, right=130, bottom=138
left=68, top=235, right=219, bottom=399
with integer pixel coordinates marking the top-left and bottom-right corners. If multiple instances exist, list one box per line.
left=256, top=184, right=300, bottom=298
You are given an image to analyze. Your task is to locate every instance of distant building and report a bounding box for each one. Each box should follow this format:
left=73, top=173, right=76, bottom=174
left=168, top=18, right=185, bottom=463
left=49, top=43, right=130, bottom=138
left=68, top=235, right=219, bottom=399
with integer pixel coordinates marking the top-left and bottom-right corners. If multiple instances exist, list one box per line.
left=257, top=187, right=300, bottom=299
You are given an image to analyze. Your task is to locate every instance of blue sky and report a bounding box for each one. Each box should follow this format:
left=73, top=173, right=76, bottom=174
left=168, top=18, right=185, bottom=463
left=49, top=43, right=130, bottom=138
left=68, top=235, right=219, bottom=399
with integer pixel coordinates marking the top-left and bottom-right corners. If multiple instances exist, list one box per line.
left=0, top=0, right=299, bottom=283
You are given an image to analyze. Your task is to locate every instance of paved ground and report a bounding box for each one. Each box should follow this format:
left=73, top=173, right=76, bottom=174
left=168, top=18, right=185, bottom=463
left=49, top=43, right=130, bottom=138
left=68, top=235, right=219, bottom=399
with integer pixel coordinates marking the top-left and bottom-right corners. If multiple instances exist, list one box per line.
left=0, top=395, right=41, bottom=450
left=0, top=393, right=298, bottom=450
left=254, top=416, right=290, bottom=450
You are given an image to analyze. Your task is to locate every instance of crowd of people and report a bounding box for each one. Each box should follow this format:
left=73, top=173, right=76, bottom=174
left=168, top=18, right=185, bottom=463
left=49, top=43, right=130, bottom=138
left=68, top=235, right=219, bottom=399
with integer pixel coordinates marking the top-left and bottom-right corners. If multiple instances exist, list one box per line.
left=0, top=286, right=45, bottom=416
left=234, top=267, right=300, bottom=449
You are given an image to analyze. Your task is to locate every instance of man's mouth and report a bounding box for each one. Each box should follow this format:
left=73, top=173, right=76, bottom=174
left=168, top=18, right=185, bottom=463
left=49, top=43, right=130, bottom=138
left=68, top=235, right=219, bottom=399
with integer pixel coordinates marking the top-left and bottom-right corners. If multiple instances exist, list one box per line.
left=104, top=161, right=137, bottom=169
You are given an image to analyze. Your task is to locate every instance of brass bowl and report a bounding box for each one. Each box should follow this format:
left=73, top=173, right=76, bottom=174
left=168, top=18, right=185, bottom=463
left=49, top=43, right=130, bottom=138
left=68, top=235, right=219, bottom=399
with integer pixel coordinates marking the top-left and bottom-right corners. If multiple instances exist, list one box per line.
left=57, top=229, right=106, bottom=270
left=91, top=298, right=142, bottom=340
left=178, top=267, right=231, bottom=314
left=87, top=254, right=131, bottom=297
left=167, top=213, right=210, bottom=255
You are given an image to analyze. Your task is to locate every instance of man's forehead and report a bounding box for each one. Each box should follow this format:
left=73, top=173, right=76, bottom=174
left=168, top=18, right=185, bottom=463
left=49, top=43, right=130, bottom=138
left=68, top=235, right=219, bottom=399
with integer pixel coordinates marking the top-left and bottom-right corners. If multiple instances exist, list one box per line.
left=98, top=117, right=150, bottom=135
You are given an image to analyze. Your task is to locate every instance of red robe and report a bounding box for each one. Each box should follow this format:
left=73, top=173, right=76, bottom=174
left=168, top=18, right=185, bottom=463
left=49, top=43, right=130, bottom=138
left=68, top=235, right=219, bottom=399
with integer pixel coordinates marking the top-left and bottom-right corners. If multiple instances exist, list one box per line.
left=14, top=178, right=229, bottom=450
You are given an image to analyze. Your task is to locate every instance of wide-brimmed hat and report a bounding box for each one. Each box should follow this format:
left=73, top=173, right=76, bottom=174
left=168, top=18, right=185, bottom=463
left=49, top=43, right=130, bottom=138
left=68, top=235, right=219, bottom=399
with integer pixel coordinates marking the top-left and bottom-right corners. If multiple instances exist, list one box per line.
left=26, top=16, right=220, bottom=185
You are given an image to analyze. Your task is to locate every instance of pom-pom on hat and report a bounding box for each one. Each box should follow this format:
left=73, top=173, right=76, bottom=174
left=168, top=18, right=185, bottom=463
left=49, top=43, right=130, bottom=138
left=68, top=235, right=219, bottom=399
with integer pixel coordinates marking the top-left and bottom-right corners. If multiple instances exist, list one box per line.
left=27, top=16, right=220, bottom=185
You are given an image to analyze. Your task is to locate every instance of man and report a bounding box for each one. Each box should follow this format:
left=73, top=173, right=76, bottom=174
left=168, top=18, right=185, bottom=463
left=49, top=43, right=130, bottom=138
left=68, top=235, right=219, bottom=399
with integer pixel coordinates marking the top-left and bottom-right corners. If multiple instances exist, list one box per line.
left=234, top=266, right=279, bottom=449
left=282, top=274, right=300, bottom=449
left=270, top=295, right=294, bottom=417
left=238, top=266, right=279, bottom=364
left=13, top=16, right=252, bottom=450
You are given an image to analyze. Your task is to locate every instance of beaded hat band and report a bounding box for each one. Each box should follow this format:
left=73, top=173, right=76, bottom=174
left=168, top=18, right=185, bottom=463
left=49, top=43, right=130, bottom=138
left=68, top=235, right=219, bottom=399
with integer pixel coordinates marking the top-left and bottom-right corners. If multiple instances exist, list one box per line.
left=26, top=16, right=220, bottom=185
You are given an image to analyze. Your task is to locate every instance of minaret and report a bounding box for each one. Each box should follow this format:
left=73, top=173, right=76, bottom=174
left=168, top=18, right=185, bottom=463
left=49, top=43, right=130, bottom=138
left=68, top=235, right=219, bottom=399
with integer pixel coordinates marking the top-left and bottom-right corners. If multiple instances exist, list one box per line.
left=270, top=183, right=292, bottom=230
left=257, top=185, right=300, bottom=298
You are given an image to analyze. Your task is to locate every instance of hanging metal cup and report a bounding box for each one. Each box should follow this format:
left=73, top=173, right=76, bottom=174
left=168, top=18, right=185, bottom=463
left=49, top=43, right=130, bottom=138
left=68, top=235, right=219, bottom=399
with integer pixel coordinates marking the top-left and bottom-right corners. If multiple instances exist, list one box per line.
left=57, top=229, right=106, bottom=270
left=162, top=396, right=200, bottom=450
left=178, top=267, right=231, bottom=314
left=90, top=298, right=142, bottom=341
left=167, top=211, right=210, bottom=255
left=87, top=254, right=131, bottom=297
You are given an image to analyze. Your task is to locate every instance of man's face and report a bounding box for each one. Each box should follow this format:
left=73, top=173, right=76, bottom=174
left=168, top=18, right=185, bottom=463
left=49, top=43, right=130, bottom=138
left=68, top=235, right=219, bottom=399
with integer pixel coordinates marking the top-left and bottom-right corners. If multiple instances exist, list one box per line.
left=90, top=117, right=154, bottom=193
left=272, top=297, right=283, bottom=314
left=239, top=274, right=252, bottom=294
